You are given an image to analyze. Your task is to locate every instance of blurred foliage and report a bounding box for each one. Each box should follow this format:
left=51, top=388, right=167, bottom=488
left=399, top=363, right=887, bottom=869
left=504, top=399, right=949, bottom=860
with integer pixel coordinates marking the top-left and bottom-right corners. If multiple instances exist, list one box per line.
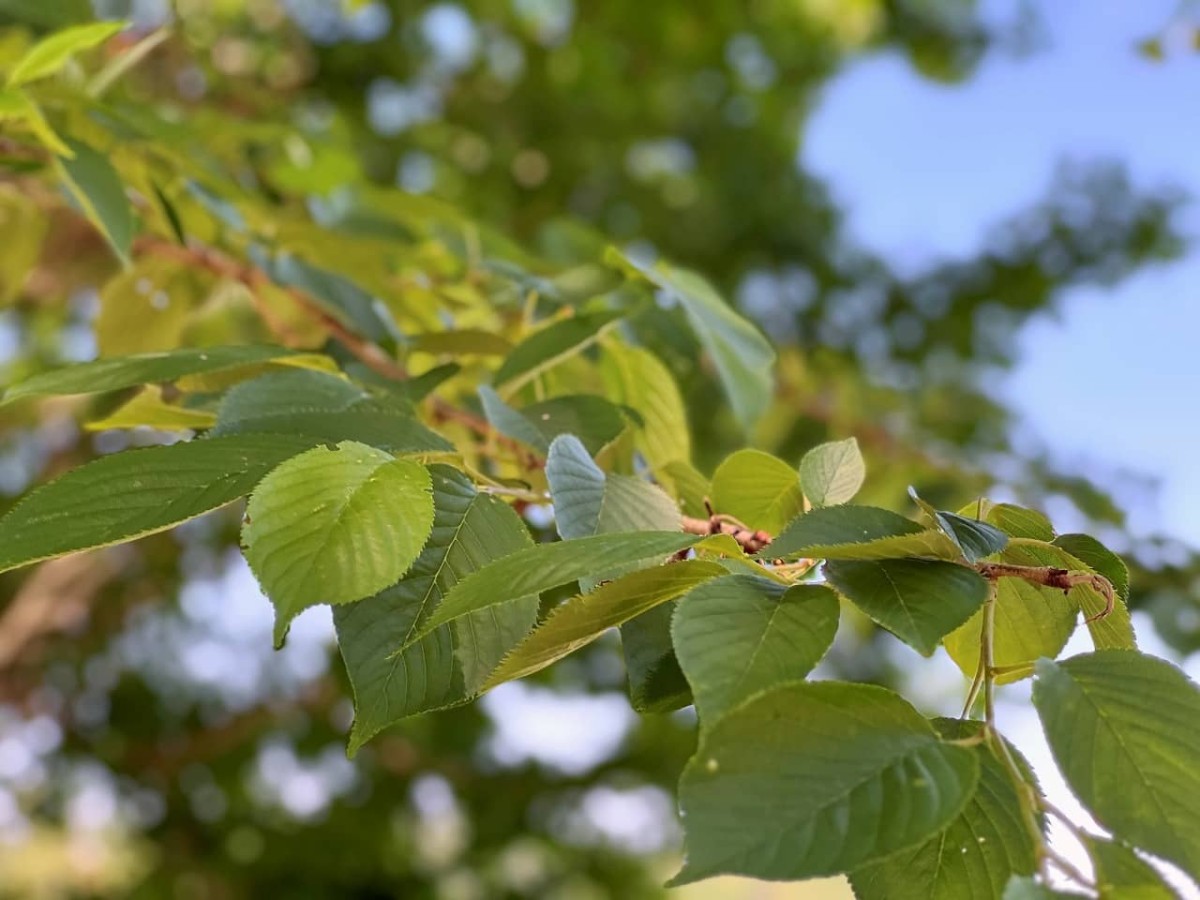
left=0, top=0, right=1197, bottom=897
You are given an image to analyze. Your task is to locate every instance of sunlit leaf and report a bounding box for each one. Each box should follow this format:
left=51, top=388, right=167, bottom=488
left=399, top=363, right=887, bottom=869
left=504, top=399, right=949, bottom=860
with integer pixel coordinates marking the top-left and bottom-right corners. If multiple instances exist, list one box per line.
left=800, top=437, right=865, bottom=507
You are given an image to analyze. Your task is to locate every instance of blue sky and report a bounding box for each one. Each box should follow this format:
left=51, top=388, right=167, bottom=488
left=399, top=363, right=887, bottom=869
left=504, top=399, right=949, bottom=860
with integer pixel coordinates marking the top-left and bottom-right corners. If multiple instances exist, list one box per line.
left=805, top=0, right=1200, bottom=547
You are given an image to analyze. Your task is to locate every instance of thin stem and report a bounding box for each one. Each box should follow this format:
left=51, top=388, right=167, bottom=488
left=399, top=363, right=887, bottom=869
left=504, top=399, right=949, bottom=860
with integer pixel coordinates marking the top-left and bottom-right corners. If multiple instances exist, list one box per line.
left=960, top=650, right=986, bottom=719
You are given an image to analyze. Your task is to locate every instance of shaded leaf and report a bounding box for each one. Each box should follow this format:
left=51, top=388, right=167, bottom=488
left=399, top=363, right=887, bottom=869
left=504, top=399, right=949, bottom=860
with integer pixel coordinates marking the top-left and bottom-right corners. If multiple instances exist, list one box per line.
left=672, top=577, right=839, bottom=723
left=762, top=505, right=961, bottom=562
left=2, top=345, right=331, bottom=405
left=800, top=437, right=865, bottom=507
left=58, top=138, right=135, bottom=263
left=612, top=249, right=774, bottom=431
left=242, top=441, right=434, bottom=644
left=85, top=386, right=216, bottom=432
left=824, top=558, right=989, bottom=656
left=1053, top=533, right=1130, bottom=603
left=936, top=510, right=1009, bottom=562
left=411, top=329, right=512, bottom=356
left=851, top=719, right=1038, bottom=900
left=0, top=434, right=315, bottom=573
left=1034, top=652, right=1200, bottom=881
left=672, top=682, right=979, bottom=884
left=478, top=386, right=628, bottom=456
left=261, top=251, right=399, bottom=347
left=1083, top=838, right=1179, bottom=900
left=333, top=467, right=536, bottom=751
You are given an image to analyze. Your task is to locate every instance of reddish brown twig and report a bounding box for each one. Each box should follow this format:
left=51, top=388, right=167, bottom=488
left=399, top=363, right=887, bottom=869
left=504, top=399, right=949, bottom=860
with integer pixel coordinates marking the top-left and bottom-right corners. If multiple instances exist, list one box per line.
left=976, top=562, right=1115, bottom=621
left=680, top=514, right=772, bottom=554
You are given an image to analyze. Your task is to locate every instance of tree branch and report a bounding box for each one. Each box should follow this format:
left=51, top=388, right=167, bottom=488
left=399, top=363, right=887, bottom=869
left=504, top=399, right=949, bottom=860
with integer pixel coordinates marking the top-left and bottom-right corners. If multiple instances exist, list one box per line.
left=975, top=562, right=1115, bottom=621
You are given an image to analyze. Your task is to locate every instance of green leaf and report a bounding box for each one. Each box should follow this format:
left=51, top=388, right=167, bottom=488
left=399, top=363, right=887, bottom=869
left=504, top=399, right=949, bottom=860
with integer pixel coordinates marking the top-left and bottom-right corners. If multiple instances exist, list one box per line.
left=242, top=441, right=434, bottom=645
left=672, top=577, right=839, bottom=723
left=1, top=345, right=331, bottom=405
left=851, top=719, right=1038, bottom=900
left=800, top=437, right=865, bottom=507
left=762, top=505, right=961, bottom=562
left=1084, top=838, right=1179, bottom=900
left=935, top=511, right=1009, bottom=563
left=7, top=20, right=125, bottom=86
left=57, top=138, right=135, bottom=264
left=611, top=249, right=774, bottom=431
left=984, top=503, right=1056, bottom=541
left=1010, top=539, right=1135, bottom=652
left=0, top=434, right=315, bottom=573
left=824, top=558, right=989, bottom=656
left=483, top=559, right=726, bottom=689
left=710, top=449, right=804, bottom=534
left=622, top=602, right=693, bottom=712
left=260, top=252, right=399, bottom=347
left=1002, top=876, right=1089, bottom=899
left=409, top=531, right=699, bottom=643
left=1053, top=533, right=1131, bottom=603
left=493, top=310, right=622, bottom=391
left=659, top=460, right=710, bottom=518
left=213, top=370, right=450, bottom=453
left=672, top=682, right=979, bottom=884
left=478, top=386, right=628, bottom=456
left=0, top=87, right=71, bottom=156
left=1034, top=652, right=1200, bottom=880
left=411, top=329, right=512, bottom=356
left=599, top=341, right=691, bottom=469
left=333, top=467, right=536, bottom=751
left=85, top=386, right=217, bottom=432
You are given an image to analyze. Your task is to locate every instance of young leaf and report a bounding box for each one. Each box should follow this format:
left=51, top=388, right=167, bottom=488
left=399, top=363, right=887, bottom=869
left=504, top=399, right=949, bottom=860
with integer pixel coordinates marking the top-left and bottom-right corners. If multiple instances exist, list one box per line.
left=799, top=437, right=865, bottom=507
left=57, top=138, right=135, bottom=264
left=851, top=719, right=1039, bottom=900
left=672, top=682, right=979, bottom=884
left=1, top=345, right=332, bottom=405
left=333, top=467, right=537, bottom=751
left=611, top=249, right=774, bottom=432
left=85, top=386, right=217, bottom=432
left=672, top=577, right=839, bottom=724
left=984, top=504, right=1056, bottom=541
left=408, top=531, right=699, bottom=643
left=482, top=559, right=726, bottom=690
left=824, top=558, right=989, bottom=656
left=493, top=309, right=622, bottom=391
left=599, top=341, right=691, bottom=469
left=7, top=20, right=124, bottom=86
left=710, top=449, right=804, bottom=534
left=242, top=441, right=434, bottom=645
left=0, top=433, right=316, bottom=573
left=761, top=505, right=961, bottom=562
left=1083, top=837, right=1178, bottom=900
left=1034, top=651, right=1200, bottom=881
left=0, top=87, right=71, bottom=156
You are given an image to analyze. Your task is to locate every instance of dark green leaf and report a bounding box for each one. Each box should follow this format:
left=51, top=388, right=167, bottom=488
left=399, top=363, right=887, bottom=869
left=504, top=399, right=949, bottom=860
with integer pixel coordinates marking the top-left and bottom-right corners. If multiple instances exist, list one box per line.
left=1034, top=652, right=1200, bottom=880
left=824, top=558, right=989, bottom=656
left=851, top=719, right=1038, bottom=900
left=761, top=505, right=960, bottom=562
left=261, top=251, right=399, bottom=347
left=214, top=370, right=451, bottom=453
left=0, top=434, right=315, bottom=573
left=242, top=441, right=434, bottom=644
left=612, top=249, right=774, bottom=431
left=58, top=138, right=135, bottom=263
left=1, top=345, right=330, bottom=405
left=478, top=386, right=628, bottom=456
left=672, top=577, right=839, bottom=723
left=672, top=682, right=979, bottom=884
left=493, top=310, right=622, bottom=390
left=333, top=467, right=536, bottom=751
left=800, top=437, right=865, bottom=507
left=1053, top=533, right=1131, bottom=603
left=936, top=510, right=1009, bottom=562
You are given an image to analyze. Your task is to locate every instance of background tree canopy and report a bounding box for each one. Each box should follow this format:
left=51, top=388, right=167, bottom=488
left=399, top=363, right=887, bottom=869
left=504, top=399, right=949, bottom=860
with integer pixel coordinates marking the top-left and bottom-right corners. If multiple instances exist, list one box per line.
left=0, top=1, right=1197, bottom=897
